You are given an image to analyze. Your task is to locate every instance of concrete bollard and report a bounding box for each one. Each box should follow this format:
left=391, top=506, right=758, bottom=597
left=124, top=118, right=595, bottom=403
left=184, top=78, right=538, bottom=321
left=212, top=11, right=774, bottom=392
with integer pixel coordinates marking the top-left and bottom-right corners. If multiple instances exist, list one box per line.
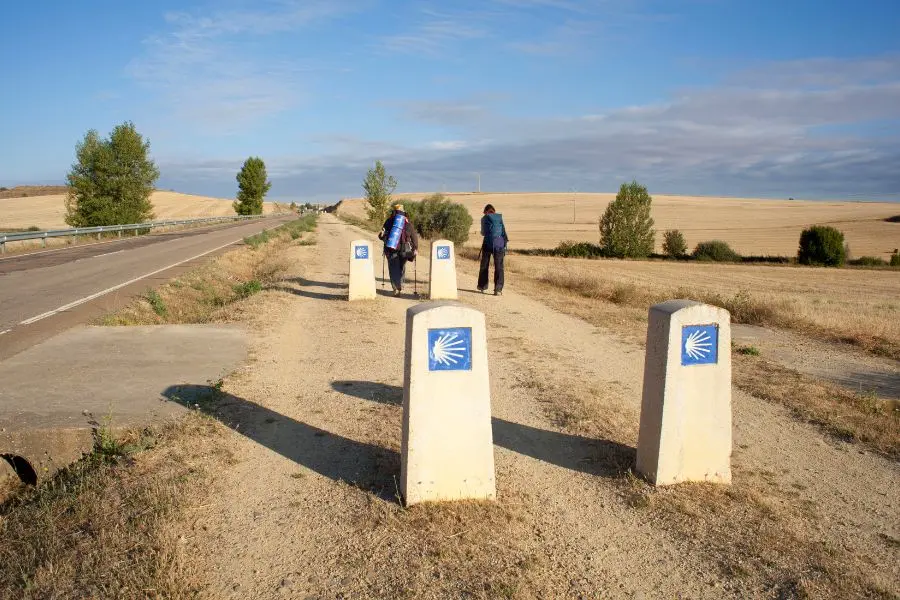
left=401, top=302, right=496, bottom=505
left=636, top=299, right=732, bottom=486
left=428, top=240, right=458, bottom=300
left=348, top=240, right=376, bottom=301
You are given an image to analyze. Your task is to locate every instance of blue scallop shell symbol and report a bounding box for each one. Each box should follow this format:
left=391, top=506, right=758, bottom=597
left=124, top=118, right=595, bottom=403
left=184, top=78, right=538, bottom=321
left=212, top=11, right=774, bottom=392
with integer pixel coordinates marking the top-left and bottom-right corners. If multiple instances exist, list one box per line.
left=428, top=327, right=472, bottom=371
left=681, top=324, right=718, bottom=366
left=354, top=245, right=369, bottom=259
left=436, top=245, right=451, bottom=260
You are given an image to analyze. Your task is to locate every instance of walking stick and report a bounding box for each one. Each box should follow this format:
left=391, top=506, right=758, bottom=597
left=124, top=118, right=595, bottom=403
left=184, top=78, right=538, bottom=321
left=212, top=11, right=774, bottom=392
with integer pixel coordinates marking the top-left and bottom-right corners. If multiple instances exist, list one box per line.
left=381, top=253, right=385, bottom=290
left=414, top=256, right=418, bottom=298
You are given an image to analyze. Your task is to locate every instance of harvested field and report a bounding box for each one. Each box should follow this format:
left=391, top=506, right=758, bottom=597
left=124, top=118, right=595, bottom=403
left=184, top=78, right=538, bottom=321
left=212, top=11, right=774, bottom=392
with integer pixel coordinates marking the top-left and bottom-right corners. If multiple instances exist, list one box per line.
left=337, top=192, right=900, bottom=258
left=0, top=191, right=283, bottom=231
left=494, top=254, right=900, bottom=359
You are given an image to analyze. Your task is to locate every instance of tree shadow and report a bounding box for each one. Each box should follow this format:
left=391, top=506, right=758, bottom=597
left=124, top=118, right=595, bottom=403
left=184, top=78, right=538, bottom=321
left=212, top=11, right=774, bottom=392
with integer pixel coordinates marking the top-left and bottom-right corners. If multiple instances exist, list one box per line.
left=329, top=382, right=635, bottom=478
left=162, top=385, right=400, bottom=501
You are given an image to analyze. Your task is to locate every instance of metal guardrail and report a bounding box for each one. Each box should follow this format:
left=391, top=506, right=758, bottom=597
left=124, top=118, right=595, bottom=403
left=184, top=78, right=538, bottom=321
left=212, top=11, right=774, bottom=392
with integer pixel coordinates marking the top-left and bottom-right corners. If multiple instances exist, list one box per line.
left=0, top=214, right=271, bottom=253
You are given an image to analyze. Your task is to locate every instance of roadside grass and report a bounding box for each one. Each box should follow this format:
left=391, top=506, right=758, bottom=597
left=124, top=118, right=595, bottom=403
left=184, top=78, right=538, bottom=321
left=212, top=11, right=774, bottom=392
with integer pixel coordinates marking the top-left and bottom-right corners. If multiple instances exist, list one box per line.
left=99, top=214, right=318, bottom=326
left=735, top=357, right=899, bottom=458
left=336, top=212, right=376, bottom=232
left=0, top=415, right=231, bottom=598
left=465, top=255, right=900, bottom=458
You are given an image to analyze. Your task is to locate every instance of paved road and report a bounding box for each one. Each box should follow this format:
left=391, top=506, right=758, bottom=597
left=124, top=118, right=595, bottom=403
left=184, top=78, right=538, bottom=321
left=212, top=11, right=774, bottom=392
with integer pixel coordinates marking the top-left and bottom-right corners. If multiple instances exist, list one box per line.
left=0, top=215, right=296, bottom=360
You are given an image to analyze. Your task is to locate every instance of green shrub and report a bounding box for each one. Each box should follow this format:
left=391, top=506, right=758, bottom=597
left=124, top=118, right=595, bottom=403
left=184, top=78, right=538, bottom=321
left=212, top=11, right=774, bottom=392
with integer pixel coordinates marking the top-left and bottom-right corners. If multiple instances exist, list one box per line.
left=662, top=229, right=687, bottom=258
left=891, top=251, right=900, bottom=267
left=599, top=181, right=655, bottom=258
left=405, top=193, right=473, bottom=244
left=145, top=290, right=167, bottom=317
left=26, top=225, right=41, bottom=232
left=797, top=225, right=846, bottom=266
left=885, top=215, right=900, bottom=223
left=734, top=344, right=761, bottom=356
left=850, top=256, right=887, bottom=267
left=233, top=279, right=263, bottom=299
left=693, top=240, right=741, bottom=262
left=553, top=241, right=605, bottom=258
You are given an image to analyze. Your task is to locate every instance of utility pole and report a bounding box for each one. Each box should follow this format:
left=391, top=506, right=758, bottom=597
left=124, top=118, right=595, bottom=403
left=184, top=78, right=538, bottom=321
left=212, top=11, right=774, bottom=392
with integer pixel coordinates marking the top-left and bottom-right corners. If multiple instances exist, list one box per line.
left=570, top=187, right=577, bottom=224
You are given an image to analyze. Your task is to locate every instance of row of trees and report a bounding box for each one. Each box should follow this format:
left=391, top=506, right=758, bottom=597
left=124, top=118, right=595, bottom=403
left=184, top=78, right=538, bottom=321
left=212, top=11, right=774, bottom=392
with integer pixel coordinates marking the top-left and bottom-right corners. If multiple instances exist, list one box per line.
left=64, top=122, right=272, bottom=227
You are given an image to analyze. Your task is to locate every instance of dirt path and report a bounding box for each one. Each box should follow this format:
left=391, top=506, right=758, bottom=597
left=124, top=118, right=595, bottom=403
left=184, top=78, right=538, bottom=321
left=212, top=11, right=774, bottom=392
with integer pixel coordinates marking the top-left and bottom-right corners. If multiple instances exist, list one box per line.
left=184, top=215, right=898, bottom=598
left=733, top=324, right=900, bottom=400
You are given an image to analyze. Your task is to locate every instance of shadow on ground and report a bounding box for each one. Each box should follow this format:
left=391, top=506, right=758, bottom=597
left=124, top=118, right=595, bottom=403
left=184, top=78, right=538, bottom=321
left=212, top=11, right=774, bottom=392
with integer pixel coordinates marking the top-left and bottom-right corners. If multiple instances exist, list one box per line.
left=331, top=382, right=635, bottom=478
left=162, top=385, right=400, bottom=501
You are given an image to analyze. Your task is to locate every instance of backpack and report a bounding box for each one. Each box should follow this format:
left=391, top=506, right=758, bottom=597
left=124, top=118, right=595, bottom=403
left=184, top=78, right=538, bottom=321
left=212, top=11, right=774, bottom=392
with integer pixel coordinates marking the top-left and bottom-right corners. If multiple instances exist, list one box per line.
left=399, top=219, right=416, bottom=261
left=484, top=213, right=506, bottom=251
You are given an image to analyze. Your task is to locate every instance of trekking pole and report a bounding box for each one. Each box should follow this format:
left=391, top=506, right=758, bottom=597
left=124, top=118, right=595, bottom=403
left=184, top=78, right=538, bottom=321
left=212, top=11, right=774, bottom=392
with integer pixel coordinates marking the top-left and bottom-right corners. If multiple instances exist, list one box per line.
left=414, top=257, right=418, bottom=298
left=381, top=253, right=385, bottom=290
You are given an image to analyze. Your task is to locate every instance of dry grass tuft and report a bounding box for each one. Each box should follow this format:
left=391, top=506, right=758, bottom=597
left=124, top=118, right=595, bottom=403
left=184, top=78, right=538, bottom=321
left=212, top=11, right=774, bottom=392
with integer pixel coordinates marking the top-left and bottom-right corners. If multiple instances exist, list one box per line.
left=0, top=415, right=230, bottom=599
left=735, top=356, right=900, bottom=457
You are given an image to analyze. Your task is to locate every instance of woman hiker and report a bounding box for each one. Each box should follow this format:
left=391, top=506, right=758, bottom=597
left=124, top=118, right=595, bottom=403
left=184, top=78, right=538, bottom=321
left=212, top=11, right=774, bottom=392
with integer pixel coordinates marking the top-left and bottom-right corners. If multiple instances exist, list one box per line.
left=378, top=203, right=418, bottom=296
left=477, top=203, right=509, bottom=296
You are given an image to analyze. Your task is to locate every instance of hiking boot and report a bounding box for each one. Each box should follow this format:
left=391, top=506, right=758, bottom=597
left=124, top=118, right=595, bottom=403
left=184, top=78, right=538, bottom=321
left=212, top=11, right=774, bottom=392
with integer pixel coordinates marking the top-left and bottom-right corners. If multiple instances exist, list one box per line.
left=477, top=288, right=486, bottom=294
left=393, top=289, right=402, bottom=297
left=494, top=290, right=503, bottom=296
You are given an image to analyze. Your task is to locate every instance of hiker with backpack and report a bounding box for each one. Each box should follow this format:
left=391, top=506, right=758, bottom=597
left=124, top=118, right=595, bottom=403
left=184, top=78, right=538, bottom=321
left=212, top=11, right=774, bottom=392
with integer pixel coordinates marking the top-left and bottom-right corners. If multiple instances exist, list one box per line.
left=478, top=204, right=508, bottom=296
left=378, top=203, right=418, bottom=296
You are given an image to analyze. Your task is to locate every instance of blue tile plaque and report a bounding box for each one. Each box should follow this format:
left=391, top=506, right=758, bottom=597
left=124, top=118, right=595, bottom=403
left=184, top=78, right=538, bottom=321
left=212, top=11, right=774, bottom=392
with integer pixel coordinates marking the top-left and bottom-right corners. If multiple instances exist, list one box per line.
left=428, top=327, right=472, bottom=371
left=354, top=245, right=369, bottom=259
left=436, top=245, right=451, bottom=260
left=681, top=324, right=718, bottom=366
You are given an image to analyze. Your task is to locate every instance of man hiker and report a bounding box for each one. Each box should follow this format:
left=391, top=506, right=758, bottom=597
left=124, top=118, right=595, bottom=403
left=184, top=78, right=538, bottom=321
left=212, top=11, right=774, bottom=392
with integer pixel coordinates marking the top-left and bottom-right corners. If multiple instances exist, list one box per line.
left=378, top=203, right=418, bottom=296
left=477, top=203, right=508, bottom=296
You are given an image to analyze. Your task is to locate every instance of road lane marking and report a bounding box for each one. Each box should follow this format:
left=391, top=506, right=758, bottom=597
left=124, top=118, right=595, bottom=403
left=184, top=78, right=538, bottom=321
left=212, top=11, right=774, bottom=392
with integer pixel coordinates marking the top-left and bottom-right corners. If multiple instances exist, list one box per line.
left=92, top=250, right=125, bottom=259
left=19, top=236, right=247, bottom=326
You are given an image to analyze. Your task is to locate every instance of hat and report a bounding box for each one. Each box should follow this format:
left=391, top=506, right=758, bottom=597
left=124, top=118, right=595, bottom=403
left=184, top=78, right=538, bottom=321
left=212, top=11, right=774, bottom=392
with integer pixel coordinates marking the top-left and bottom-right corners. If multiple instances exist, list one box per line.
left=394, top=203, right=404, bottom=211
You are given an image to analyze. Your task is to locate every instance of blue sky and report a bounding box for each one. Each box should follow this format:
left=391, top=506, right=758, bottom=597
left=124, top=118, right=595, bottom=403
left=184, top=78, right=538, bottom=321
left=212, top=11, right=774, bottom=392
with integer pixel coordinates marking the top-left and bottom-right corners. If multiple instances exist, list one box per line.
left=1, top=0, right=899, bottom=202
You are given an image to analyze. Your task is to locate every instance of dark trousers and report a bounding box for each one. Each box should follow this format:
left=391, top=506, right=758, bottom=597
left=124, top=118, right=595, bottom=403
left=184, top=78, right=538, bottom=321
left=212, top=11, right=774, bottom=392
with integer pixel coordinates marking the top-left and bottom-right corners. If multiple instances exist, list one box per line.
left=387, top=253, right=406, bottom=290
left=477, top=246, right=505, bottom=291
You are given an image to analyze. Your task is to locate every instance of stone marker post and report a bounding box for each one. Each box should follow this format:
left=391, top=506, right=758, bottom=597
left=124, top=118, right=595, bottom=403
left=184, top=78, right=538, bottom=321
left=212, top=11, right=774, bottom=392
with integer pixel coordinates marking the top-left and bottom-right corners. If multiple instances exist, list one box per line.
left=428, top=239, right=458, bottom=300
left=348, top=239, right=376, bottom=301
left=636, top=299, right=732, bottom=486
left=401, top=302, right=496, bottom=505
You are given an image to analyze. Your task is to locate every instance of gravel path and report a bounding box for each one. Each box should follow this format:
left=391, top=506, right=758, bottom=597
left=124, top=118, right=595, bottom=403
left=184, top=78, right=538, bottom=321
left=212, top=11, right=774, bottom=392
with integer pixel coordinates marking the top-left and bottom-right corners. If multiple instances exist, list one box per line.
left=184, top=215, right=898, bottom=598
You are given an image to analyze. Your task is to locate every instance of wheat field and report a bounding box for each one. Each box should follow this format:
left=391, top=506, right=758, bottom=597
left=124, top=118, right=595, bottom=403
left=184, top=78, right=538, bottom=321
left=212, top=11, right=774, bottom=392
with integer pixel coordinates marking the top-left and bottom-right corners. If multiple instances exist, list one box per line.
left=0, top=191, right=282, bottom=231
left=339, top=192, right=900, bottom=258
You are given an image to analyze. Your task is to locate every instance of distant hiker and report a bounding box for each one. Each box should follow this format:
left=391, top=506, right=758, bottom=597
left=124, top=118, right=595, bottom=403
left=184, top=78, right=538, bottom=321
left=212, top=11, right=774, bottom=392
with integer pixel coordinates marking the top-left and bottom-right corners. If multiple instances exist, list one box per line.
left=378, top=203, right=418, bottom=296
left=478, top=204, right=508, bottom=296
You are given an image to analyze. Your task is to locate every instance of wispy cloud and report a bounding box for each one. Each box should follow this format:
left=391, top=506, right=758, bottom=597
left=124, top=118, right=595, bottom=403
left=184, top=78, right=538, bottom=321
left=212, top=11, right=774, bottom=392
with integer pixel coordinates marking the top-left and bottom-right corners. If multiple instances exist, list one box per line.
left=379, top=9, right=488, bottom=56
left=128, top=0, right=358, bottom=131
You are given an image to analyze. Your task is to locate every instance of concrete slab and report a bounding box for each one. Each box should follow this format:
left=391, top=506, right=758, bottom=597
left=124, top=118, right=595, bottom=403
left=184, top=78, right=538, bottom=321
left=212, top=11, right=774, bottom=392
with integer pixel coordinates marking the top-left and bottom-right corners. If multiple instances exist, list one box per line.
left=0, top=325, right=247, bottom=481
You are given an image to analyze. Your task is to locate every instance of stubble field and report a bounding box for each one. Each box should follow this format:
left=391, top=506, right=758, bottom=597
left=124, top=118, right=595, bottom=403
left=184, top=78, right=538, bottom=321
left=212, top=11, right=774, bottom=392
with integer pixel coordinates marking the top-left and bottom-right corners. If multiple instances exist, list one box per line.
left=338, top=192, right=900, bottom=258
left=0, top=191, right=281, bottom=231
